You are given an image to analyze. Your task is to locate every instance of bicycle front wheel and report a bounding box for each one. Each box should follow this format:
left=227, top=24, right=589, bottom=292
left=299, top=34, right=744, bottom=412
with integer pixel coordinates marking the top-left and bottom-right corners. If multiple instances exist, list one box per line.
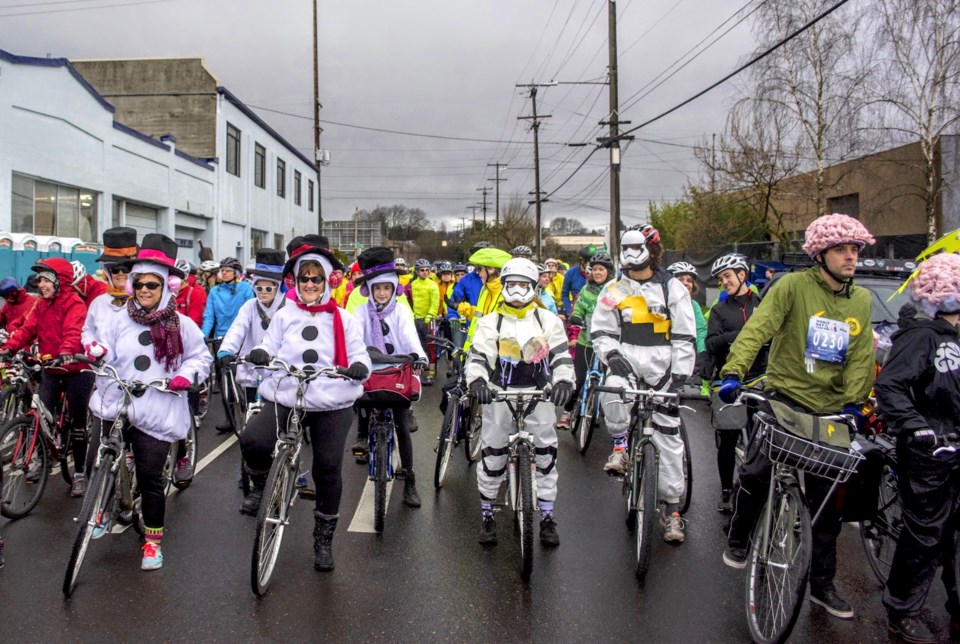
left=63, top=454, right=115, bottom=597
left=516, top=442, right=534, bottom=581
left=635, top=441, right=658, bottom=581
left=373, top=425, right=389, bottom=533
left=0, top=386, right=23, bottom=426
left=464, top=400, right=483, bottom=463
left=251, top=446, right=296, bottom=596
left=173, top=416, right=199, bottom=491
left=859, top=461, right=900, bottom=585
left=745, top=482, right=812, bottom=644
left=434, top=399, right=459, bottom=489
left=678, top=420, right=693, bottom=515
left=221, top=369, right=247, bottom=437
left=577, top=387, right=598, bottom=455
left=0, top=417, right=48, bottom=519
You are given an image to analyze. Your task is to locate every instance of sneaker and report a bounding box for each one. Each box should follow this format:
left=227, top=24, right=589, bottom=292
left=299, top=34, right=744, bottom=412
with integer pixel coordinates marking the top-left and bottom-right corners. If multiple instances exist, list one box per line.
left=722, top=544, right=748, bottom=569
left=140, top=542, right=163, bottom=571
left=215, top=423, right=233, bottom=434
left=888, top=614, right=935, bottom=644
left=173, top=456, right=193, bottom=484
left=25, top=458, right=42, bottom=482
left=540, top=515, right=560, bottom=547
left=91, top=513, right=111, bottom=540
left=603, top=447, right=629, bottom=475
left=478, top=515, right=497, bottom=546
left=71, top=473, right=86, bottom=498
left=556, top=412, right=571, bottom=431
left=296, top=472, right=308, bottom=488
left=809, top=587, right=855, bottom=620
left=663, top=512, right=685, bottom=543
left=717, top=488, right=733, bottom=514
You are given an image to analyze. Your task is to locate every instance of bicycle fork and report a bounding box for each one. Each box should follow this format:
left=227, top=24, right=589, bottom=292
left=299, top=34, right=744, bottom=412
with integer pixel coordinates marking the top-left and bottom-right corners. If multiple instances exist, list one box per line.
left=507, top=432, right=539, bottom=512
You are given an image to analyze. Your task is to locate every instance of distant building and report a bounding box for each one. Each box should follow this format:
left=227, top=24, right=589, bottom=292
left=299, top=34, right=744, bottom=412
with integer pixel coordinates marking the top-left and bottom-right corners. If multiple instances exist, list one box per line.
left=322, top=219, right=382, bottom=258
left=549, top=235, right=607, bottom=253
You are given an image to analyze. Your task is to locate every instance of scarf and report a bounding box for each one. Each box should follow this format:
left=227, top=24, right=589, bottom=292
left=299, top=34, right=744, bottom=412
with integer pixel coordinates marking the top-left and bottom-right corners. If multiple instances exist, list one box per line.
left=255, top=297, right=285, bottom=330
left=292, top=298, right=348, bottom=368
left=126, top=297, right=184, bottom=371
left=365, top=297, right=398, bottom=353
left=108, top=286, right=129, bottom=308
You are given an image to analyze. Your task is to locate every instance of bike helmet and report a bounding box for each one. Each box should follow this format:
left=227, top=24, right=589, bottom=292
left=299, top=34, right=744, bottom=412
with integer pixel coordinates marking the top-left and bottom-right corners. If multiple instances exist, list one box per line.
left=710, top=254, right=749, bottom=278
left=199, top=260, right=219, bottom=273
left=544, top=258, right=559, bottom=268
left=414, top=258, right=432, bottom=270
left=536, top=262, right=550, bottom=275
left=910, top=252, right=960, bottom=317
left=510, top=245, right=533, bottom=259
left=499, top=258, right=539, bottom=305
left=453, top=263, right=467, bottom=273
left=578, top=245, right=598, bottom=261
left=589, top=252, right=615, bottom=274
left=175, top=259, right=195, bottom=275
left=395, top=257, right=407, bottom=268
left=437, top=261, right=454, bottom=274
left=220, top=257, right=243, bottom=274
left=801, top=213, right=875, bottom=259
left=0, top=277, right=19, bottom=297
left=70, top=260, right=87, bottom=285
left=638, top=224, right=661, bottom=245
left=666, top=261, right=698, bottom=278
left=618, top=227, right=650, bottom=270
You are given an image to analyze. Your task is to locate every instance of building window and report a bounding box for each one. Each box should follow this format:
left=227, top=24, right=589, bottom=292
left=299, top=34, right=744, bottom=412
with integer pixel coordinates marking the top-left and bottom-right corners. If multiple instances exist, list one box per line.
left=251, top=228, right=268, bottom=255
left=826, top=193, right=860, bottom=220
left=294, top=170, right=302, bottom=206
left=308, top=180, right=315, bottom=212
left=226, top=123, right=241, bottom=177
left=11, top=173, right=97, bottom=240
left=274, top=233, right=284, bottom=250
left=254, top=143, right=266, bottom=189
left=276, top=158, right=286, bottom=198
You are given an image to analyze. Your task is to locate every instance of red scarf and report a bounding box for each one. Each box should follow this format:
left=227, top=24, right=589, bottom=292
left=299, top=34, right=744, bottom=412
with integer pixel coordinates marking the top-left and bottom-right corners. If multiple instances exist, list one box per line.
left=292, top=298, right=348, bottom=368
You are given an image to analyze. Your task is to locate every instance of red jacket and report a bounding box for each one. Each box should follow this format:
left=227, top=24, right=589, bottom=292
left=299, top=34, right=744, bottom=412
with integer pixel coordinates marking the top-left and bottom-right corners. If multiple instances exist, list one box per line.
left=176, top=275, right=207, bottom=327
left=0, top=289, right=39, bottom=334
left=5, top=258, right=87, bottom=372
left=74, top=274, right=108, bottom=307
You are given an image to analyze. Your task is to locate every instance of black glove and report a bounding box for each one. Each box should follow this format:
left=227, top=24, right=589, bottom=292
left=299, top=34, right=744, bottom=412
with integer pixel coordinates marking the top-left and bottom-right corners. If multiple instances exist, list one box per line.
left=911, top=427, right=938, bottom=447
left=367, top=348, right=391, bottom=363
left=246, top=348, right=271, bottom=366
left=58, top=353, right=75, bottom=366
left=216, top=354, right=234, bottom=369
left=568, top=316, right=584, bottom=328
left=551, top=381, right=575, bottom=407
left=606, top=352, right=634, bottom=379
left=669, top=375, right=686, bottom=393
left=342, top=362, right=370, bottom=381
left=470, top=378, right=492, bottom=405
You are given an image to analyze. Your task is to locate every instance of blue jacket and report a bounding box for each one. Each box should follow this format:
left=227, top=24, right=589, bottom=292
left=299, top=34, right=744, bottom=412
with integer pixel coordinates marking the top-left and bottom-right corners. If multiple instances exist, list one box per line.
left=447, top=272, right=483, bottom=320
left=561, top=266, right=587, bottom=314
left=202, top=280, right=255, bottom=337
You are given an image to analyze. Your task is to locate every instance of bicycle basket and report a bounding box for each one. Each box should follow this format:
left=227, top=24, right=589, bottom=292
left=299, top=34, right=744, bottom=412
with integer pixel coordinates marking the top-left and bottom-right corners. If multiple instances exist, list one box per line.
left=755, top=411, right=864, bottom=483
left=357, top=363, right=420, bottom=408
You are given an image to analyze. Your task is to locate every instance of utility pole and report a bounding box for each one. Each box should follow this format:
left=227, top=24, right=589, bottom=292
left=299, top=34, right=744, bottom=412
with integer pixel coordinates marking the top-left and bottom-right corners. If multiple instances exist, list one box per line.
left=486, top=162, right=508, bottom=225
left=518, top=82, right=555, bottom=258
left=312, top=0, right=323, bottom=233
left=477, top=186, right=489, bottom=227
left=466, top=205, right=477, bottom=227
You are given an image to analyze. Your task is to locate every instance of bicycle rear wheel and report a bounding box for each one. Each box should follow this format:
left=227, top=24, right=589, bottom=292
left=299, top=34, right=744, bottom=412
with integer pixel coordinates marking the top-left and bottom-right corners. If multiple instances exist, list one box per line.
left=745, top=482, right=811, bottom=644
left=434, top=399, right=459, bottom=489
left=221, top=369, right=247, bottom=437
left=373, top=423, right=389, bottom=533
left=516, top=442, right=534, bottom=581
left=859, top=462, right=900, bottom=585
left=464, top=400, right=483, bottom=463
left=251, top=445, right=296, bottom=596
left=0, top=417, right=48, bottom=519
left=0, top=386, right=23, bottom=426
left=173, top=416, right=199, bottom=491
left=63, top=455, right=115, bottom=597
left=577, top=387, right=599, bottom=455
left=678, top=420, right=693, bottom=515
left=635, top=441, right=658, bottom=581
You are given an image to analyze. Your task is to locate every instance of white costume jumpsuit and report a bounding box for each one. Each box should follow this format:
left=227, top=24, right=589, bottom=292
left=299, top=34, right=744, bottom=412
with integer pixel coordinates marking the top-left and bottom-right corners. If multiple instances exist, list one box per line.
left=220, top=292, right=286, bottom=390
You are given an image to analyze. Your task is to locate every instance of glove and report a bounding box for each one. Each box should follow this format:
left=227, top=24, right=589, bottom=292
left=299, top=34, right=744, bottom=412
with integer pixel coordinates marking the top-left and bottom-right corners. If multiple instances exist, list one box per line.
left=84, top=341, right=108, bottom=362
left=912, top=428, right=938, bottom=447
left=58, top=353, right=75, bottom=366
left=246, top=348, right=271, bottom=366
left=470, top=378, right=492, bottom=405
left=342, top=362, right=369, bottom=381
left=841, top=403, right=866, bottom=433
left=216, top=350, right=234, bottom=368
left=551, top=381, right=575, bottom=407
left=168, top=376, right=191, bottom=391
left=606, top=352, right=634, bottom=379
left=457, top=302, right=475, bottom=319
left=568, top=316, right=584, bottom=328
left=718, top=374, right=742, bottom=404
left=413, top=358, right=428, bottom=371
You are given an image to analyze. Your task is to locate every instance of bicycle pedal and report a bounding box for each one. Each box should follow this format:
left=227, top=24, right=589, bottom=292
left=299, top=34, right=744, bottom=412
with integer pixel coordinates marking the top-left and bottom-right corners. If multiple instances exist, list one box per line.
left=298, top=488, right=316, bottom=500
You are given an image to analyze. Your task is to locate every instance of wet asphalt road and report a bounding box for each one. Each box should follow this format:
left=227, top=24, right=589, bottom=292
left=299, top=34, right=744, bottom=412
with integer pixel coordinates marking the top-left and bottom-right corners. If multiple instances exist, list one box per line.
left=0, top=364, right=955, bottom=642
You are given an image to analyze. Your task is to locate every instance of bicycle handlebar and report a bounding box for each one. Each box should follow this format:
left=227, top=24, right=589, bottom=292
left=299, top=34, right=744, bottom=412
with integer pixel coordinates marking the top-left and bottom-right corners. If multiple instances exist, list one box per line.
left=73, top=356, right=178, bottom=396
left=490, top=388, right=550, bottom=402
left=240, top=356, right=348, bottom=382
left=593, top=385, right=679, bottom=400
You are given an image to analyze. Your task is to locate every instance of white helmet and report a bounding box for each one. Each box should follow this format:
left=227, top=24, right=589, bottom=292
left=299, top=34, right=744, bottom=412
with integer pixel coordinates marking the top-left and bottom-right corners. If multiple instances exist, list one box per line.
left=70, top=260, right=87, bottom=285
left=711, top=253, right=750, bottom=278
left=500, top=258, right=539, bottom=305
left=200, top=260, right=219, bottom=273
left=619, top=227, right=650, bottom=270
left=667, top=261, right=698, bottom=278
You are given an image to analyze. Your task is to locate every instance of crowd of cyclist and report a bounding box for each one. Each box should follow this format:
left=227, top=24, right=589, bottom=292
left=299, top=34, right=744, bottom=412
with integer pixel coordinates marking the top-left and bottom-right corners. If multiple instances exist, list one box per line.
left=2, top=213, right=960, bottom=642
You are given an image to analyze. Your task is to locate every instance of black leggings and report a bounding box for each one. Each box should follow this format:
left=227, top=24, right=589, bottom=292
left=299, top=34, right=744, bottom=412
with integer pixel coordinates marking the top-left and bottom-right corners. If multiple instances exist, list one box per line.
left=717, top=430, right=739, bottom=490
left=564, top=345, right=593, bottom=412
left=40, top=371, right=94, bottom=476
left=357, top=407, right=414, bottom=470
left=239, top=403, right=354, bottom=515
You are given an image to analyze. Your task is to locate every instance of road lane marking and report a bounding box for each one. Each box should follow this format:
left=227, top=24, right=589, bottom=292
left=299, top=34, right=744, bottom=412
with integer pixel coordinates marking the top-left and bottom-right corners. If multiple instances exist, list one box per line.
left=347, top=478, right=394, bottom=533
left=166, top=434, right=238, bottom=497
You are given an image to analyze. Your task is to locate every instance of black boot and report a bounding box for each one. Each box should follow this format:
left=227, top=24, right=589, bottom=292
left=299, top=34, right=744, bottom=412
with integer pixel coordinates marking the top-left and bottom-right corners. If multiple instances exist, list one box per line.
left=240, top=474, right=266, bottom=515
left=403, top=471, right=421, bottom=508
left=313, top=512, right=338, bottom=572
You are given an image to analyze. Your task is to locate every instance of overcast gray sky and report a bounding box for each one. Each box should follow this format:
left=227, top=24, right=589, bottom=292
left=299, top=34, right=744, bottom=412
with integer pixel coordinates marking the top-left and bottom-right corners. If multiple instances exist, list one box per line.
left=0, top=0, right=760, bottom=231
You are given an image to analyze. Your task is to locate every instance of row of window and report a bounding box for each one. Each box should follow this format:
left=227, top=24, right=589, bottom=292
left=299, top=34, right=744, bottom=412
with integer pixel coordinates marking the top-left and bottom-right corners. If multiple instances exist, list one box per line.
left=11, top=173, right=97, bottom=240
left=226, top=123, right=314, bottom=211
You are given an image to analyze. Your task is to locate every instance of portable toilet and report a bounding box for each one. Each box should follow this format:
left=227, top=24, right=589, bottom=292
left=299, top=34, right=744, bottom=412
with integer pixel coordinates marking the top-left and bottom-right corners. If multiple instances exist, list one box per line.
left=10, top=233, right=41, bottom=285
left=69, top=240, right=101, bottom=277
left=0, top=234, right=15, bottom=282
left=37, top=235, right=68, bottom=262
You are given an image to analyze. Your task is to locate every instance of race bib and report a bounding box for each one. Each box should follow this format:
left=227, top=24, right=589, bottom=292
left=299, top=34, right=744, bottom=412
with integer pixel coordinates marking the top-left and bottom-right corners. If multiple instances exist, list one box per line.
left=805, top=317, right=850, bottom=366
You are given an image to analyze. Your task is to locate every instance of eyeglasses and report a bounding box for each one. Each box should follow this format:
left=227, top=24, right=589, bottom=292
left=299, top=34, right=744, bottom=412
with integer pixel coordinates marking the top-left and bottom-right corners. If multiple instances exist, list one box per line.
left=255, top=285, right=276, bottom=293
left=297, top=275, right=324, bottom=284
left=109, top=266, right=130, bottom=275
left=133, top=281, right=162, bottom=291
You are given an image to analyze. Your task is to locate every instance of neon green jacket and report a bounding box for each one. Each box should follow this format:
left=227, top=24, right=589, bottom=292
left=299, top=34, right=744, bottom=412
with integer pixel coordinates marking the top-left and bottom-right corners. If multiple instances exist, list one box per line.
left=410, top=276, right=440, bottom=321
left=721, top=267, right=874, bottom=413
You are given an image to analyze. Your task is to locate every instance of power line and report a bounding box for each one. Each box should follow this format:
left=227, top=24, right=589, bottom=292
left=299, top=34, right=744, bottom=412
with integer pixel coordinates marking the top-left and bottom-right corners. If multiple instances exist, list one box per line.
left=0, top=0, right=170, bottom=16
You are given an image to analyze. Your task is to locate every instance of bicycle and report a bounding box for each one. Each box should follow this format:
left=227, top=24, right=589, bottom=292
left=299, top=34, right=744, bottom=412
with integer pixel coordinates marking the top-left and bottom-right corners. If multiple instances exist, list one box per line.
left=249, top=358, right=345, bottom=596
left=594, top=383, right=693, bottom=581
left=567, top=351, right=605, bottom=455
left=429, top=335, right=481, bottom=489
left=63, top=360, right=181, bottom=596
left=0, top=350, right=41, bottom=425
left=219, top=354, right=248, bottom=436
left=0, top=355, right=84, bottom=519
left=728, top=390, right=864, bottom=644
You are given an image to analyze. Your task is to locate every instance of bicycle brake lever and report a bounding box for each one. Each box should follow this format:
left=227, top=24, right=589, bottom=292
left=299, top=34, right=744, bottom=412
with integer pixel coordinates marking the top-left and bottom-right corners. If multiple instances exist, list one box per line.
left=934, top=445, right=958, bottom=456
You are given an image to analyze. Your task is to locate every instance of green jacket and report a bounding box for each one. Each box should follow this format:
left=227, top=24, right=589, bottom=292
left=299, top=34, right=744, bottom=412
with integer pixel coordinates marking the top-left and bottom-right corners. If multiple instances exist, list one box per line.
left=692, top=299, right=707, bottom=353
left=410, top=276, right=440, bottom=321
left=721, top=267, right=874, bottom=413
left=573, top=282, right=603, bottom=348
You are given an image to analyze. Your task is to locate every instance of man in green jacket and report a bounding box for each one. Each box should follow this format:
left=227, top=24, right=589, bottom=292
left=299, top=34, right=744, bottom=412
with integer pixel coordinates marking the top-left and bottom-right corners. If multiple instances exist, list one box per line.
left=410, top=258, right=440, bottom=384
left=717, top=214, right=876, bottom=621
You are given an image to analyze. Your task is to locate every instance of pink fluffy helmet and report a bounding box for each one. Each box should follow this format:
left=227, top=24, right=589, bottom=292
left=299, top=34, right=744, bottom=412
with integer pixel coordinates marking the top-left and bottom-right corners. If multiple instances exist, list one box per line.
left=801, top=213, right=876, bottom=259
left=911, top=252, right=960, bottom=316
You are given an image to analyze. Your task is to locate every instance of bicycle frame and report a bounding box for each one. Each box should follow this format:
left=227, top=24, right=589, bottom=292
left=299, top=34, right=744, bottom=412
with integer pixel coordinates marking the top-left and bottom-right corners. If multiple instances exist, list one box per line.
left=367, top=408, right=397, bottom=481
left=492, top=389, right=548, bottom=513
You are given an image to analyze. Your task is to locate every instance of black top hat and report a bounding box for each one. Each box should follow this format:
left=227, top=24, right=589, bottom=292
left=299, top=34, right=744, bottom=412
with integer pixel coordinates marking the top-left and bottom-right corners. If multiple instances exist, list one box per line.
left=95, top=227, right=139, bottom=262
left=128, top=233, right=184, bottom=278
left=250, top=248, right=285, bottom=281
left=282, top=234, right=342, bottom=277
left=353, top=247, right=405, bottom=286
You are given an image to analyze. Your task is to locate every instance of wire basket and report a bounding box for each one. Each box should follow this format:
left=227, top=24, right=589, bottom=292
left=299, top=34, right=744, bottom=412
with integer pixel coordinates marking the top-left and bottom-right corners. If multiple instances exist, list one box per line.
left=755, top=412, right=864, bottom=483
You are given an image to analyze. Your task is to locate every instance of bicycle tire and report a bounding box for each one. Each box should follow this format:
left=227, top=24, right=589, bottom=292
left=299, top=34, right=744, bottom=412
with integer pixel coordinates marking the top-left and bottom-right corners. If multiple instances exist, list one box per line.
left=859, top=461, right=900, bottom=585
left=221, top=369, right=247, bottom=437
left=0, top=386, right=22, bottom=426
left=63, top=455, right=115, bottom=597
left=434, top=400, right=458, bottom=489
left=624, top=433, right=638, bottom=531
left=465, top=400, right=483, bottom=463
left=0, top=416, right=48, bottom=519
left=635, top=441, right=658, bottom=581
left=678, top=420, right=693, bottom=515
left=173, top=416, right=199, bottom=491
left=517, top=442, right=534, bottom=581
left=373, top=423, right=389, bottom=533
left=745, top=482, right=811, bottom=644
left=58, top=422, right=77, bottom=486
left=251, top=445, right=296, bottom=596
left=577, top=387, right=598, bottom=455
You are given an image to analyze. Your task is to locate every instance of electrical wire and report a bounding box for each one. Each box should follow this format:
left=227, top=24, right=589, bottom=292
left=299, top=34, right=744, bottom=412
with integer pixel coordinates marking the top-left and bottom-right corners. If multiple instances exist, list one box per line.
left=0, top=0, right=170, bottom=16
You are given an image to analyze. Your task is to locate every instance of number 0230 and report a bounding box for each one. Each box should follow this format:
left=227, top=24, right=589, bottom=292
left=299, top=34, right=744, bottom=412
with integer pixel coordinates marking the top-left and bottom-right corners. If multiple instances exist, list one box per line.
left=813, top=330, right=844, bottom=352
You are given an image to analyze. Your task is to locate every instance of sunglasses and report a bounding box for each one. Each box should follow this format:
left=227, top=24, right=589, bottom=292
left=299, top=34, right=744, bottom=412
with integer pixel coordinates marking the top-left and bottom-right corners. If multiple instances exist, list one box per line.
left=109, top=266, right=131, bottom=275
left=133, top=281, right=162, bottom=291
left=255, top=285, right=276, bottom=293
left=297, top=275, right=324, bottom=284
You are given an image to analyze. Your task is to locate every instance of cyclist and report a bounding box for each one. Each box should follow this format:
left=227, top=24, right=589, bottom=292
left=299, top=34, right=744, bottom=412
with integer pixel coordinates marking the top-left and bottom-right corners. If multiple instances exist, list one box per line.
left=510, top=245, right=534, bottom=259
left=0, top=257, right=95, bottom=497
left=534, top=263, right=559, bottom=315
left=665, top=262, right=706, bottom=356
left=70, top=260, right=107, bottom=308
left=329, top=267, right=348, bottom=307
left=458, top=248, right=513, bottom=348
left=561, top=246, right=595, bottom=315
left=558, top=252, right=614, bottom=429
left=453, top=263, right=467, bottom=282
left=198, top=260, right=219, bottom=292
left=84, top=234, right=212, bottom=570
left=466, top=258, right=574, bottom=547
left=0, top=277, right=38, bottom=337
left=702, top=254, right=765, bottom=514
left=593, top=226, right=696, bottom=542
left=396, top=257, right=412, bottom=298
left=174, top=260, right=206, bottom=327
left=410, top=258, right=440, bottom=385
left=718, top=213, right=876, bottom=620
left=239, top=235, right=370, bottom=572
left=435, top=261, right=455, bottom=340
left=352, top=247, right=427, bottom=508
left=874, top=252, right=960, bottom=643
left=543, top=258, right=564, bottom=313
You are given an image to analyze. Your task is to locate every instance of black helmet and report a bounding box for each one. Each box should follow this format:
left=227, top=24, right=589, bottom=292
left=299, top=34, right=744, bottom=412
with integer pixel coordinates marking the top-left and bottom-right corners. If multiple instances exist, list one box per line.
left=578, top=245, right=598, bottom=261
left=589, top=252, right=615, bottom=273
